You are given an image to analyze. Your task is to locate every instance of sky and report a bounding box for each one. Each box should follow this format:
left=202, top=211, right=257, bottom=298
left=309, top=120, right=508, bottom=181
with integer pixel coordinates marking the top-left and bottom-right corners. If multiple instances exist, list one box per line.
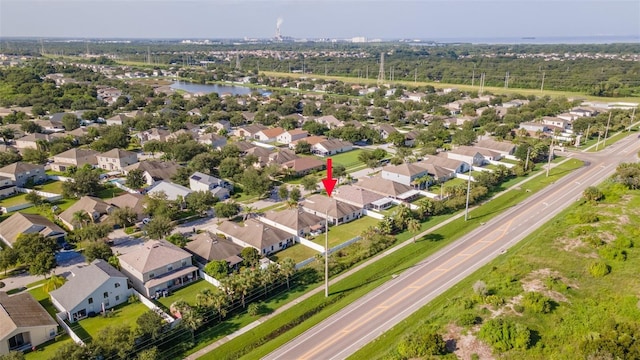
left=1, top=0, right=639, bottom=41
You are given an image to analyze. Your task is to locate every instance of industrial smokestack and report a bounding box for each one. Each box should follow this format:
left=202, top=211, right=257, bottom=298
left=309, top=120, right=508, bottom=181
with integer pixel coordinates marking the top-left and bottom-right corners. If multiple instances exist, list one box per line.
left=275, top=17, right=283, bottom=40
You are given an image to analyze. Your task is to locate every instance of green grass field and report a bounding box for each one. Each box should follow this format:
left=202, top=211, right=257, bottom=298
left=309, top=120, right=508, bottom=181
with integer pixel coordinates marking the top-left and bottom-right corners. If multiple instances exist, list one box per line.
left=157, top=279, right=218, bottom=309
left=311, top=216, right=380, bottom=248
left=269, top=243, right=319, bottom=264
left=319, top=149, right=368, bottom=171
left=262, top=71, right=640, bottom=104
left=69, top=301, right=149, bottom=342
left=25, top=334, right=74, bottom=360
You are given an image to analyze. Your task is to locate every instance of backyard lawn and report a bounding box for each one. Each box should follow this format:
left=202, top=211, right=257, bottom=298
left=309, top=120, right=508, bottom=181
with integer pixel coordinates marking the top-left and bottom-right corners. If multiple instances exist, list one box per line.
left=34, top=180, right=64, bottom=194
left=157, top=279, right=218, bottom=309
left=317, top=149, right=367, bottom=171
left=28, top=285, right=58, bottom=318
left=70, top=301, right=150, bottom=341
left=0, top=193, right=30, bottom=207
left=311, top=216, right=379, bottom=248
left=25, top=334, right=74, bottom=360
left=269, top=243, right=319, bottom=264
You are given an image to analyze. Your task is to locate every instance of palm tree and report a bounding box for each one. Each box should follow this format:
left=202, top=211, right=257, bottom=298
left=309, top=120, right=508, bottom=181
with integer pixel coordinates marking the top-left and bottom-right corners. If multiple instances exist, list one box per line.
left=279, top=258, right=297, bottom=290
left=0, top=128, right=15, bottom=144
left=209, top=289, right=229, bottom=321
left=407, top=218, right=421, bottom=243
left=72, top=210, right=92, bottom=229
left=43, top=275, right=66, bottom=293
left=242, top=206, right=257, bottom=221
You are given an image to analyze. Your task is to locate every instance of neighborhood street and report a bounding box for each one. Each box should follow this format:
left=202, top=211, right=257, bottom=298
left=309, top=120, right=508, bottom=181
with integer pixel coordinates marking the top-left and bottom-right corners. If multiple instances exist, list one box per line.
left=263, top=134, right=640, bottom=360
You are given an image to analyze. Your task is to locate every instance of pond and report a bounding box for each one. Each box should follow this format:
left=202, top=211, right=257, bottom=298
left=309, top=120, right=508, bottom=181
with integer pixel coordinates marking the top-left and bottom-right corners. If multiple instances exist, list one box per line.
left=170, top=81, right=267, bottom=96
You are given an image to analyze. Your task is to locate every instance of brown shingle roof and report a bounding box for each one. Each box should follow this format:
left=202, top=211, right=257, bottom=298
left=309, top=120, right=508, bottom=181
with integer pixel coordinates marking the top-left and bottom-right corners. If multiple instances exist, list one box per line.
left=58, top=196, right=114, bottom=228
left=118, top=240, right=192, bottom=274
left=99, top=148, right=137, bottom=160
left=355, top=176, right=413, bottom=197
left=218, top=219, right=292, bottom=250
left=0, top=212, right=66, bottom=246
left=0, top=162, right=44, bottom=176
left=333, top=185, right=385, bottom=207
left=301, top=194, right=362, bottom=219
left=262, top=208, right=324, bottom=232
left=185, top=232, right=243, bottom=265
left=0, top=292, right=57, bottom=340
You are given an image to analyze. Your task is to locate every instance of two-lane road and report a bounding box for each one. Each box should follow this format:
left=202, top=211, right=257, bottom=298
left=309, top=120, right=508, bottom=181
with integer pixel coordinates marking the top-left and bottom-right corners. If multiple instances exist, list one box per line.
left=264, top=134, right=640, bottom=360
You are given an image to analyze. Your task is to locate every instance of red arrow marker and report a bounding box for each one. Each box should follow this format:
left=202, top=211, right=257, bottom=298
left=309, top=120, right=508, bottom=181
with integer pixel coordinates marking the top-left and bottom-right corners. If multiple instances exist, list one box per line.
left=321, top=158, right=337, bottom=197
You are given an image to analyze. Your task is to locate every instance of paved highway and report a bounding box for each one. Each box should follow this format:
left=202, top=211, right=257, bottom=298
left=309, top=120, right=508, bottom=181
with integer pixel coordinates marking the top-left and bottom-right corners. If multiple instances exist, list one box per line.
left=264, top=134, right=640, bottom=360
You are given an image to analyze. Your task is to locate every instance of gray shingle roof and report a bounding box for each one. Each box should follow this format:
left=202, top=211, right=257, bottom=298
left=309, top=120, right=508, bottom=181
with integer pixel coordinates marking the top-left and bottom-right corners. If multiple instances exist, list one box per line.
left=49, top=259, right=128, bottom=311
left=0, top=292, right=57, bottom=340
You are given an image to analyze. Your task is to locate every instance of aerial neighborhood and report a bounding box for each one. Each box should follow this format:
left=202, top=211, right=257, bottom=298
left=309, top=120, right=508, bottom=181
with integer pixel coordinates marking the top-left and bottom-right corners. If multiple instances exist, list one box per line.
left=0, top=44, right=637, bottom=360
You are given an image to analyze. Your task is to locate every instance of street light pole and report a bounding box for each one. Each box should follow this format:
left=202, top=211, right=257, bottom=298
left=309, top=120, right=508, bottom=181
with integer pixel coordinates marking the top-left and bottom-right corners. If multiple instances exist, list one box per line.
left=465, top=162, right=471, bottom=221
left=546, top=136, right=555, bottom=177
left=325, top=209, right=329, bottom=297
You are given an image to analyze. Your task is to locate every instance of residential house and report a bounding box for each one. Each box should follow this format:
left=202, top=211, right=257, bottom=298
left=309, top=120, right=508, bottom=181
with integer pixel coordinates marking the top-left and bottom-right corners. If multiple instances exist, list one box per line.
left=541, top=116, right=569, bottom=130
left=118, top=240, right=198, bottom=298
left=58, top=196, right=115, bottom=231
left=106, top=193, right=147, bottom=221
left=0, top=177, right=16, bottom=198
left=50, top=148, right=99, bottom=172
left=197, top=133, right=227, bottom=149
left=381, top=162, right=434, bottom=189
left=187, top=108, right=202, bottom=117
left=377, top=124, right=398, bottom=140
left=0, top=162, right=45, bottom=187
left=282, top=157, right=325, bottom=177
left=259, top=208, right=325, bottom=237
left=134, top=128, right=170, bottom=145
left=232, top=141, right=258, bottom=155
left=333, top=185, right=388, bottom=210
left=189, top=172, right=232, bottom=200
left=315, top=115, right=344, bottom=129
left=422, top=155, right=469, bottom=174
left=166, top=129, right=196, bottom=142
left=49, top=259, right=132, bottom=323
left=185, top=232, right=243, bottom=268
left=570, top=107, right=598, bottom=117
left=0, top=292, right=57, bottom=355
left=0, top=212, right=66, bottom=248
left=288, top=135, right=327, bottom=150
left=403, top=130, right=420, bottom=147
left=300, top=194, right=363, bottom=226
left=254, top=127, right=285, bottom=143
left=147, top=181, right=193, bottom=201
left=355, top=176, right=418, bottom=201
left=15, top=133, right=64, bottom=151
left=475, top=138, right=516, bottom=156
left=446, top=146, right=501, bottom=166
left=33, top=119, right=64, bottom=133
left=124, top=160, right=182, bottom=186
left=106, top=114, right=130, bottom=126
left=276, top=129, right=308, bottom=144
left=502, top=99, right=529, bottom=108
left=519, top=122, right=548, bottom=133
left=234, top=124, right=268, bottom=139
left=97, top=148, right=138, bottom=172
left=210, top=120, right=231, bottom=134
left=404, top=92, right=426, bottom=102
left=311, top=139, right=353, bottom=157
left=218, top=219, right=295, bottom=256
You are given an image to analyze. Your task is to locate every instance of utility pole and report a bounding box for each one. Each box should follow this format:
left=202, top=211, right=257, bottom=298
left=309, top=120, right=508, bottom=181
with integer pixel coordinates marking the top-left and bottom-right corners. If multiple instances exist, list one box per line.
left=325, top=209, right=329, bottom=297
left=325, top=64, right=328, bottom=76
left=524, top=146, right=531, bottom=171
left=365, top=65, right=368, bottom=79
left=465, top=163, right=472, bottom=221
left=546, top=136, right=555, bottom=177
left=630, top=107, right=636, bottom=132
left=471, top=64, right=475, bottom=87
left=585, top=123, right=591, bottom=147
left=377, top=52, right=385, bottom=84
left=540, top=71, right=546, bottom=93
left=414, top=68, right=417, bottom=83
left=504, top=71, right=509, bottom=88
left=603, top=112, right=612, bottom=147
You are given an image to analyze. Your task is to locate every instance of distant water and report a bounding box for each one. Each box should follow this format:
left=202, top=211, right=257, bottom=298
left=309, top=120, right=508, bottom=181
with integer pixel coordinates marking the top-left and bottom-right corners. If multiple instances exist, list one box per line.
left=170, top=81, right=255, bottom=96
left=426, top=35, right=639, bottom=44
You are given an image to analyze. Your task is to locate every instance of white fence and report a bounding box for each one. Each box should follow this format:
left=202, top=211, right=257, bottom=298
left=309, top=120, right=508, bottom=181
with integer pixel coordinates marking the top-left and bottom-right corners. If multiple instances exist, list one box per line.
left=0, top=188, right=63, bottom=213
left=132, top=289, right=176, bottom=326
left=295, top=235, right=363, bottom=269
left=110, top=180, right=140, bottom=194
left=363, top=209, right=384, bottom=220
left=1, top=203, right=33, bottom=214
left=199, top=270, right=222, bottom=287
left=298, top=237, right=325, bottom=252
left=47, top=175, right=72, bottom=182
left=489, top=160, right=515, bottom=169
left=55, top=312, right=85, bottom=345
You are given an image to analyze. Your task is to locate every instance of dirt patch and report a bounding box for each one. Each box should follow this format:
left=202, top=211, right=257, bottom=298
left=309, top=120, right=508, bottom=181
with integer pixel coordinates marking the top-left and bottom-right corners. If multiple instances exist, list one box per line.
left=558, top=236, right=583, bottom=252
left=444, top=323, right=495, bottom=360
left=521, top=268, right=578, bottom=303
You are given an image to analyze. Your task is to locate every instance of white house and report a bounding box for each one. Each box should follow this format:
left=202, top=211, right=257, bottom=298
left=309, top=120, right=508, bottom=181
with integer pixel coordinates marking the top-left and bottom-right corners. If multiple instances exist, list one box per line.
left=276, top=129, right=308, bottom=144
left=147, top=181, right=193, bottom=201
left=189, top=172, right=232, bottom=200
left=311, top=139, right=353, bottom=157
left=50, top=260, right=132, bottom=323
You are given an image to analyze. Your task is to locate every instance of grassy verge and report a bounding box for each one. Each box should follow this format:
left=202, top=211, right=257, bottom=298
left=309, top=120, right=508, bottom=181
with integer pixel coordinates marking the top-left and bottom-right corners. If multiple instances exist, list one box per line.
left=262, top=71, right=640, bottom=104
left=352, top=181, right=640, bottom=359
left=201, top=159, right=583, bottom=359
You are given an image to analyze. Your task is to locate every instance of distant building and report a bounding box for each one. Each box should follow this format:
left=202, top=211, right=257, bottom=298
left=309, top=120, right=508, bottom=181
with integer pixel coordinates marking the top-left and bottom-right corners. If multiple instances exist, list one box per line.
left=97, top=149, right=138, bottom=172
left=0, top=162, right=45, bottom=187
